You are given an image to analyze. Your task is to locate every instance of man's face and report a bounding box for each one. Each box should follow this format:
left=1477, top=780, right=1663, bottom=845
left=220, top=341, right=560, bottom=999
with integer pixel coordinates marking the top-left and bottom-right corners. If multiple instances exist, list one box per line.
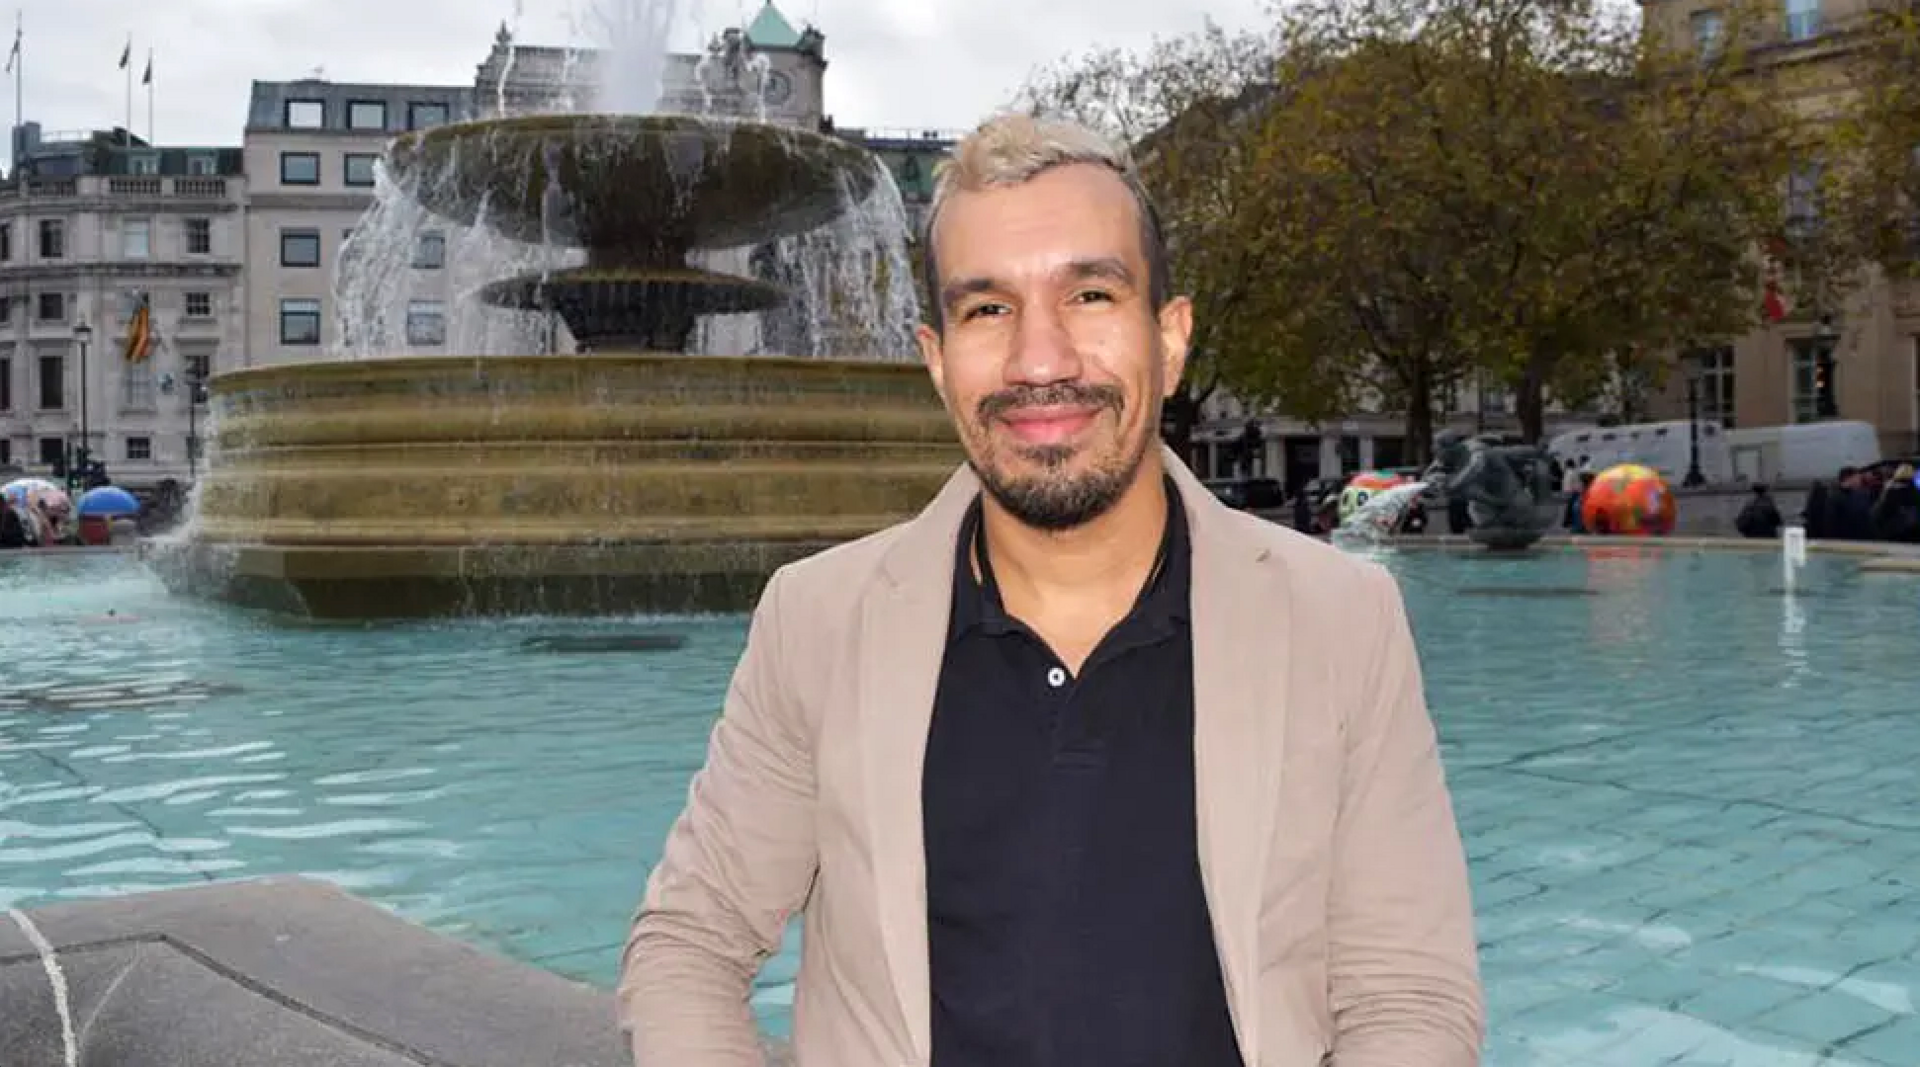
left=915, top=164, right=1191, bottom=530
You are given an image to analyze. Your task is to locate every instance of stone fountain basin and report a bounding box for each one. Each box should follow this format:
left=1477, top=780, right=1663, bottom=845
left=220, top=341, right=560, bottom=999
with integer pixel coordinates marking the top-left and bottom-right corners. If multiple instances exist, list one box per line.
left=385, top=114, right=880, bottom=252
left=159, top=354, right=959, bottom=618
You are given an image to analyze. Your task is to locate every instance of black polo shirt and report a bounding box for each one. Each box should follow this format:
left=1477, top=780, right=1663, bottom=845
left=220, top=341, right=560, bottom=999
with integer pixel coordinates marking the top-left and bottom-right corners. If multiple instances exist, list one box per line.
left=921, top=481, right=1243, bottom=1067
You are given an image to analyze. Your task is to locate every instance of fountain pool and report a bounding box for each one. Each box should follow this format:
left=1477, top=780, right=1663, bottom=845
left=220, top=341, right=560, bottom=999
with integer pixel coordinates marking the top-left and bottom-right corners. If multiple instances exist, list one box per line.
left=4, top=545, right=1918, bottom=1064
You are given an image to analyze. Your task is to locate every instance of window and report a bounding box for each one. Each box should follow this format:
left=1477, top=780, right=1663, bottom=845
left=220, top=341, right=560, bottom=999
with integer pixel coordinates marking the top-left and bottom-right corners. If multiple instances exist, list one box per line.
left=122, top=218, right=151, bottom=258
left=413, top=230, right=446, bottom=269
left=128, top=153, right=158, bottom=175
left=280, top=298, right=322, bottom=345
left=0, top=296, right=10, bottom=323
left=1784, top=0, right=1821, bottom=41
left=0, top=354, right=10, bottom=411
left=1, top=222, right=11, bottom=261
left=37, top=219, right=63, bottom=258
left=1789, top=337, right=1832, bottom=423
left=0, top=440, right=8, bottom=465
left=1694, top=346, right=1736, bottom=429
left=123, top=363, right=155, bottom=409
left=406, top=300, right=446, bottom=345
left=279, top=151, right=321, bottom=185
left=184, top=292, right=213, bottom=318
left=1786, top=162, right=1822, bottom=236
left=185, top=218, right=212, bottom=254
left=186, top=352, right=212, bottom=385
left=1691, top=10, right=1725, bottom=56
left=285, top=99, right=325, bottom=128
left=187, top=154, right=216, bottom=176
left=408, top=102, right=450, bottom=130
left=36, top=292, right=63, bottom=321
left=37, top=354, right=62, bottom=409
left=39, top=437, right=62, bottom=465
left=344, top=153, right=378, bottom=187
left=125, top=436, right=151, bottom=461
left=280, top=229, right=322, bottom=267
left=347, top=101, right=387, bottom=130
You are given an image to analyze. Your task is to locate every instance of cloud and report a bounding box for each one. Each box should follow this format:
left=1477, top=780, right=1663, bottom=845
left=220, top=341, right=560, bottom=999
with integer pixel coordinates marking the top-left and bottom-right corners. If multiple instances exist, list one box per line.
left=7, top=0, right=1269, bottom=155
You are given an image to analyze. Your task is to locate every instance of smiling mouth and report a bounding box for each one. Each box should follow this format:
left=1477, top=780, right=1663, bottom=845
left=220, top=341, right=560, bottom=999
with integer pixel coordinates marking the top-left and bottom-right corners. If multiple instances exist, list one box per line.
left=997, top=405, right=1100, bottom=447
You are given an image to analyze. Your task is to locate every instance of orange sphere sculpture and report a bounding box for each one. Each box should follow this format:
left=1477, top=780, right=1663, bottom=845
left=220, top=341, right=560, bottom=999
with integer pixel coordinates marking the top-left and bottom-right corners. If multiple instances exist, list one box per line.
left=1580, top=463, right=1677, bottom=536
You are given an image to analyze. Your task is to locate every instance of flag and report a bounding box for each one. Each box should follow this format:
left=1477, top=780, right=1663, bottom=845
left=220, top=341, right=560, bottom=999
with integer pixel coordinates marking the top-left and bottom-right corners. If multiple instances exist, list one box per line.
left=1762, top=278, right=1788, bottom=323
left=118, top=37, right=129, bottom=69
left=122, top=292, right=152, bottom=363
left=6, top=17, right=19, bottom=75
left=141, top=51, right=150, bottom=85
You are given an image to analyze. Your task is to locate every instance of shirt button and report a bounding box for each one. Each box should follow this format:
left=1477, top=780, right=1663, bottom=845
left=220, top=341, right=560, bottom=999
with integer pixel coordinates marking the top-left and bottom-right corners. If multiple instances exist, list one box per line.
left=1046, top=667, right=1067, bottom=688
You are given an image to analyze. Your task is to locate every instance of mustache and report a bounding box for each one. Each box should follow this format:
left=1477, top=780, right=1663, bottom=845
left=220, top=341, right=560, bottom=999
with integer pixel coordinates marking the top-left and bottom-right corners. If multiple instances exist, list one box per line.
left=977, top=382, right=1124, bottom=423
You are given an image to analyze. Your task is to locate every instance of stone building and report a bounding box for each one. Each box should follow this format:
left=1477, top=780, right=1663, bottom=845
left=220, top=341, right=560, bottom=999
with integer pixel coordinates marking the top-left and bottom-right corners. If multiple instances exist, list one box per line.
left=1641, top=0, right=1920, bottom=456
left=0, top=126, right=244, bottom=485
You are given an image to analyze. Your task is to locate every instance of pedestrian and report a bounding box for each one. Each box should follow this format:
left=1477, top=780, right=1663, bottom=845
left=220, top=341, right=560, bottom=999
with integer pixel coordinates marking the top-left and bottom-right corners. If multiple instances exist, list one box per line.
left=619, top=112, right=1483, bottom=1067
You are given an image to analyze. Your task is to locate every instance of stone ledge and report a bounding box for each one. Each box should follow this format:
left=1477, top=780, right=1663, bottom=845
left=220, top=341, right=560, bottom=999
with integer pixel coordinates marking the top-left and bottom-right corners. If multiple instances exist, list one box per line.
left=1374, top=532, right=1920, bottom=572
left=0, top=877, right=627, bottom=1067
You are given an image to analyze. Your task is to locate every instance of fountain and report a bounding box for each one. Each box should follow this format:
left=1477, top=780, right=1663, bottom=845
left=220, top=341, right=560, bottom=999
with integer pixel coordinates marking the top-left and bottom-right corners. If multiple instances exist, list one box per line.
left=1425, top=430, right=1558, bottom=550
left=155, top=24, right=958, bottom=619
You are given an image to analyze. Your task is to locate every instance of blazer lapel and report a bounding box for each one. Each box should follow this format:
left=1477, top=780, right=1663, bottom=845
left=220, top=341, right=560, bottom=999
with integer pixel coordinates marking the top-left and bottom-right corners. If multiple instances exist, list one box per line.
left=858, top=464, right=979, bottom=1062
left=1170, top=453, right=1293, bottom=1065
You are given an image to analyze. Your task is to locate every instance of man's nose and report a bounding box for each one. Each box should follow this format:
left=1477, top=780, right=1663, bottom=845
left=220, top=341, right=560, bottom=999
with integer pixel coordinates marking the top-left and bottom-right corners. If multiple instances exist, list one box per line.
left=1005, top=302, right=1083, bottom=386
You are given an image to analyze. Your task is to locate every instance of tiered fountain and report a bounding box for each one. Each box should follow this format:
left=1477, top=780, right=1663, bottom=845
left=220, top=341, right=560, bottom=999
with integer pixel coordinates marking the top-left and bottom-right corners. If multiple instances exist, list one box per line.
left=160, top=99, right=956, bottom=618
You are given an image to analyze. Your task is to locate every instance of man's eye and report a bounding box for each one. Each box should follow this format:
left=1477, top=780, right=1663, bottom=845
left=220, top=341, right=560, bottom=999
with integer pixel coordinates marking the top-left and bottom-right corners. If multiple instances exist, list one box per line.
left=1072, top=289, right=1114, bottom=304
left=961, top=303, right=1008, bottom=320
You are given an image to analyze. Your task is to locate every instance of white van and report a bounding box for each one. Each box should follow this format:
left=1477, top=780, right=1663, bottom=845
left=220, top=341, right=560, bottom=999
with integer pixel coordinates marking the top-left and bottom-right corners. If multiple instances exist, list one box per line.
left=1547, top=420, right=1735, bottom=484
left=1723, top=421, right=1881, bottom=484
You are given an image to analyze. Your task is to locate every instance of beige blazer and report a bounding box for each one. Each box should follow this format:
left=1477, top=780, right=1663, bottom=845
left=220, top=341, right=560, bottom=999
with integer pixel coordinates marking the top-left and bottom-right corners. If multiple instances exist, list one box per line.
left=619, top=451, right=1483, bottom=1066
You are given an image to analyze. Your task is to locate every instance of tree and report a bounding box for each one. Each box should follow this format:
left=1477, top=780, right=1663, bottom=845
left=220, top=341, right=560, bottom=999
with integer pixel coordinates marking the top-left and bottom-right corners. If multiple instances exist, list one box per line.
left=1825, top=0, right=1920, bottom=280
left=1016, top=25, right=1280, bottom=465
left=1243, top=0, right=1802, bottom=451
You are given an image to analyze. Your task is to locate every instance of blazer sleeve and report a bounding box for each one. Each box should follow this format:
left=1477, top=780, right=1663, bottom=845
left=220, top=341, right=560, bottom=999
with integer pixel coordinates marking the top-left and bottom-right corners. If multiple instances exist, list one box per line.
left=1327, top=564, right=1484, bottom=1064
left=617, top=567, right=818, bottom=1065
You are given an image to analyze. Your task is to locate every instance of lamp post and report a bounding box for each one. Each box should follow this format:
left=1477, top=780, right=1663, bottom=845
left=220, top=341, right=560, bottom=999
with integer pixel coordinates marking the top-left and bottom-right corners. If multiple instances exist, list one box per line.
left=71, top=320, right=92, bottom=493
left=187, top=373, right=206, bottom=482
left=1813, top=313, right=1839, bottom=420
left=1682, top=350, right=1706, bottom=487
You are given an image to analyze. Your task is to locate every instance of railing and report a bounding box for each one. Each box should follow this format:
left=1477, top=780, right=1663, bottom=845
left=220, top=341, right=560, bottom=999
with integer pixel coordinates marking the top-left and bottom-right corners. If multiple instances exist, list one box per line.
left=0, top=176, right=230, bottom=200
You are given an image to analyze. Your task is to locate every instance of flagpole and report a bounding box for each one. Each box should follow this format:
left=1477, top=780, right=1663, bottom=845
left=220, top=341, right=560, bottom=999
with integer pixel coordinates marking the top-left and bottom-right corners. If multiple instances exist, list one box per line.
left=144, top=50, right=152, bottom=143
left=123, top=36, right=131, bottom=137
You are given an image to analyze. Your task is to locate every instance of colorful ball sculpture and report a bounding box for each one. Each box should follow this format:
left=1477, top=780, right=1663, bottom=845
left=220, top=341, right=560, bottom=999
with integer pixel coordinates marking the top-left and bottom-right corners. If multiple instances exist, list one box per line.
left=1338, top=470, right=1410, bottom=524
left=1580, top=463, right=1676, bottom=536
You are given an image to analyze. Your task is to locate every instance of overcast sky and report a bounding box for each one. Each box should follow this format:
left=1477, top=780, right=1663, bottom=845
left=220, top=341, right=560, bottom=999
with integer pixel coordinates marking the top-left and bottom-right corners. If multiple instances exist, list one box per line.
left=5, top=0, right=1271, bottom=156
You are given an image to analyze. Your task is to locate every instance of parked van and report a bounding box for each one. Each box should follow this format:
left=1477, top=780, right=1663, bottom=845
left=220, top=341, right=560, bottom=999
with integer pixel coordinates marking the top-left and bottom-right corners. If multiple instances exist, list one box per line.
left=1723, top=421, right=1881, bottom=484
left=1546, top=420, right=1735, bottom=484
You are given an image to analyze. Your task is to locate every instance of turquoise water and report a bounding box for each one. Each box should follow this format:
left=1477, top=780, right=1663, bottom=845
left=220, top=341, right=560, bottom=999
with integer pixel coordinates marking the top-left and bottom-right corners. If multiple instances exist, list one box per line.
left=2, top=546, right=1918, bottom=1064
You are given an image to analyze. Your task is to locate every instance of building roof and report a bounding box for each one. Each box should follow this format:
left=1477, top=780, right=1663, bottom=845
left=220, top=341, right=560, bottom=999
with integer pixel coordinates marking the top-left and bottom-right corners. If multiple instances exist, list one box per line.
left=745, top=2, right=802, bottom=48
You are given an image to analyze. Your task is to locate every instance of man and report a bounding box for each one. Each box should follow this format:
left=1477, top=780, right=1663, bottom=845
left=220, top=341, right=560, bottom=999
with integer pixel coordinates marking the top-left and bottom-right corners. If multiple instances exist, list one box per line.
left=619, top=113, right=1482, bottom=1066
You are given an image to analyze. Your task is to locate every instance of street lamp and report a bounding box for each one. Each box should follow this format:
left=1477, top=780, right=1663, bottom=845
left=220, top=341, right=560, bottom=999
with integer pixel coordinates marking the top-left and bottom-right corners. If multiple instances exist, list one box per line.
left=1813, top=313, right=1839, bottom=420
left=71, top=320, right=92, bottom=492
left=1682, top=350, right=1707, bottom=487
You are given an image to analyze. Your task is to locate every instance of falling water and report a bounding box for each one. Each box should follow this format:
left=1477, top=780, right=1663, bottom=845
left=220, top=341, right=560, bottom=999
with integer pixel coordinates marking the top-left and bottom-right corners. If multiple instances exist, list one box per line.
left=7, top=907, right=78, bottom=1067
left=1331, top=482, right=1431, bottom=550
left=329, top=0, right=921, bottom=362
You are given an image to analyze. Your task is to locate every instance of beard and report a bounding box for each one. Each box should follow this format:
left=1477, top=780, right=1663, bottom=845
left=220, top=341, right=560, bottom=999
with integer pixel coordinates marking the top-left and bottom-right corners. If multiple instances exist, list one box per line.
left=966, top=380, right=1150, bottom=531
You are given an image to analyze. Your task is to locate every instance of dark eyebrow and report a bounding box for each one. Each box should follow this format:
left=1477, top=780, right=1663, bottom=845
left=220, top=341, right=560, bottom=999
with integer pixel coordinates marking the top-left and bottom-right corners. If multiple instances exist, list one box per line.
left=939, top=276, right=997, bottom=313
left=939, top=257, right=1138, bottom=313
left=1063, top=256, right=1135, bottom=287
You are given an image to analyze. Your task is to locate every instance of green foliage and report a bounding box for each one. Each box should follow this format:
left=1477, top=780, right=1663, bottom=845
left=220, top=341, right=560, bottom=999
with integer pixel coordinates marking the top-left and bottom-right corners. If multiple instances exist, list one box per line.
left=1018, top=0, right=1823, bottom=456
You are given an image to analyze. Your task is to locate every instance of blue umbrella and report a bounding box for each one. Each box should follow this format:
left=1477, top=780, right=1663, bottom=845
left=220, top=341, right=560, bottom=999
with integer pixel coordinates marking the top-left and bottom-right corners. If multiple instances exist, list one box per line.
left=76, top=486, right=141, bottom=518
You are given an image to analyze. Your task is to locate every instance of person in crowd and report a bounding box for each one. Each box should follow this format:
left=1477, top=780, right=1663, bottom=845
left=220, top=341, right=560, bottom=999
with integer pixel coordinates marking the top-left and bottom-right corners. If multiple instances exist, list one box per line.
left=1872, top=463, right=1920, bottom=542
left=1735, top=484, right=1784, bottom=539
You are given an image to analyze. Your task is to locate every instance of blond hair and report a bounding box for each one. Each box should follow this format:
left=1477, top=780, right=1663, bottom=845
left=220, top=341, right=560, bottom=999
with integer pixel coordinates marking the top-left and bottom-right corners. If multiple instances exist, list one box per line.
left=920, top=112, right=1170, bottom=330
